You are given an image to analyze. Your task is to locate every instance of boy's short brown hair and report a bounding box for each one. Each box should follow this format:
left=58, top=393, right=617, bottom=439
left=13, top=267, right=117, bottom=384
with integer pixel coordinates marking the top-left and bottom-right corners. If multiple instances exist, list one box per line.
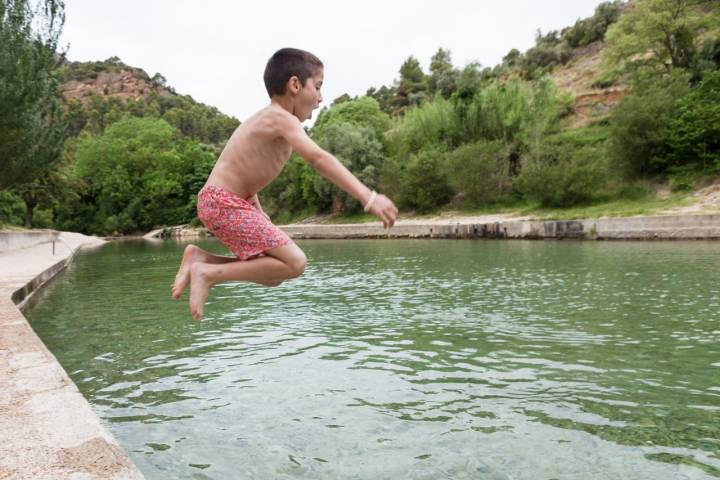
left=263, top=48, right=323, bottom=98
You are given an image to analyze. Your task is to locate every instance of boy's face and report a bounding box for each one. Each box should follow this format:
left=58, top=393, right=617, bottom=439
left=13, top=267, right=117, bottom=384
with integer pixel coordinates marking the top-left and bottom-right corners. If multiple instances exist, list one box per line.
left=295, top=68, right=324, bottom=121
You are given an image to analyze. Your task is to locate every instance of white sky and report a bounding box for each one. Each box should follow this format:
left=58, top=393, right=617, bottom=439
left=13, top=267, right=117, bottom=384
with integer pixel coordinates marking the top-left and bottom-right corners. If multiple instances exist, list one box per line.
left=61, top=0, right=606, bottom=123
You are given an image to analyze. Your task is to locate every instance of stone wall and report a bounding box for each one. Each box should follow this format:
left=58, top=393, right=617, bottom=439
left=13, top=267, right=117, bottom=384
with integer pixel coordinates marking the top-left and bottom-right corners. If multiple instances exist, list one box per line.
left=278, top=214, right=720, bottom=240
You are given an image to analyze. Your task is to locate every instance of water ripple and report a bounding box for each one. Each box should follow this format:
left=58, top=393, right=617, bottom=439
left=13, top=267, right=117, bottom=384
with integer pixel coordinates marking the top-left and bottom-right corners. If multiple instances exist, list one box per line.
left=26, top=239, right=720, bottom=479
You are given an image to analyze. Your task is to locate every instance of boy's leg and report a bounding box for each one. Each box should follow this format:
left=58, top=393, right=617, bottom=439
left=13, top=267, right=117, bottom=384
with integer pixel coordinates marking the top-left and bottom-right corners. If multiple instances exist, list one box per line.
left=188, top=242, right=307, bottom=320
left=172, top=244, right=238, bottom=299
left=173, top=244, right=290, bottom=298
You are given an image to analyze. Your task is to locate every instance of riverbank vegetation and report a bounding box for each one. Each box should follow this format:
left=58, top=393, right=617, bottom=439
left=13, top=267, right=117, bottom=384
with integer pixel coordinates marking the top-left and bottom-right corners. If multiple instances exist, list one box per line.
left=1, top=0, right=719, bottom=234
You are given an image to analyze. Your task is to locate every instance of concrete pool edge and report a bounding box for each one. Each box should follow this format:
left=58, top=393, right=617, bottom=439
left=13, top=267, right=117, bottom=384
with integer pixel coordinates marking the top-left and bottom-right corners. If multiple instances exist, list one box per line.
left=0, top=231, right=145, bottom=480
left=278, top=213, right=720, bottom=240
left=146, top=213, right=720, bottom=241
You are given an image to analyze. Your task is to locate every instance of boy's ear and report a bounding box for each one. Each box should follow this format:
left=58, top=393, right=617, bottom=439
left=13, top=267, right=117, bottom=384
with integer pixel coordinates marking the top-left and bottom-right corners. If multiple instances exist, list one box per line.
left=287, top=75, right=301, bottom=94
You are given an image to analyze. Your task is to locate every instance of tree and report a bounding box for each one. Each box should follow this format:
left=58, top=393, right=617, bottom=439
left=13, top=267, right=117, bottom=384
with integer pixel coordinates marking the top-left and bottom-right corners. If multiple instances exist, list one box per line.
left=313, top=122, right=385, bottom=213
left=446, top=141, right=512, bottom=205
left=13, top=100, right=68, bottom=226
left=503, top=48, right=522, bottom=67
left=312, top=96, right=391, bottom=140
left=366, top=85, right=395, bottom=115
left=331, top=93, right=352, bottom=105
left=428, top=48, right=458, bottom=98
left=668, top=70, right=720, bottom=170
left=308, top=97, right=390, bottom=213
left=453, top=62, right=484, bottom=101
left=0, top=0, right=66, bottom=190
left=608, top=70, right=692, bottom=176
left=390, top=56, right=428, bottom=115
left=562, top=1, right=624, bottom=48
left=67, top=117, right=214, bottom=234
left=603, top=0, right=720, bottom=73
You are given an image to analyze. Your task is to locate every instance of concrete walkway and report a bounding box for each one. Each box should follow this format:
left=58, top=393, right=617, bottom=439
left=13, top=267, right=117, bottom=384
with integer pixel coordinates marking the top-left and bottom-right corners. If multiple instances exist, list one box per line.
left=0, top=231, right=144, bottom=480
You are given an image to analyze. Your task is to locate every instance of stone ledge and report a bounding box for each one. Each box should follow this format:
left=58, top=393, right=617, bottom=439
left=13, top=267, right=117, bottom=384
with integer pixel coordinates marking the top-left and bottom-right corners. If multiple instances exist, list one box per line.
left=0, top=230, right=59, bottom=253
left=0, top=232, right=144, bottom=480
left=278, top=214, right=720, bottom=240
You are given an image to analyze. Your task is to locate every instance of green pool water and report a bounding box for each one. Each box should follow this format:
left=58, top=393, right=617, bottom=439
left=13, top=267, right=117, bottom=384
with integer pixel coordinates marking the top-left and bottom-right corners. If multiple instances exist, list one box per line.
left=25, top=239, right=720, bottom=479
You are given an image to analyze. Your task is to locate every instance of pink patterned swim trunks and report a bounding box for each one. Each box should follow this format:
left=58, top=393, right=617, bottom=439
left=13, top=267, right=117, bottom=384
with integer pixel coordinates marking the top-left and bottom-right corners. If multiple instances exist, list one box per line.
left=197, top=185, right=291, bottom=260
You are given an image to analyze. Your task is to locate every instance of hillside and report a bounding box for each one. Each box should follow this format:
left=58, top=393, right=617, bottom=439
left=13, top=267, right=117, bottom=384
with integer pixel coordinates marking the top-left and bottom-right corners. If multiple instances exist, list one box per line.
left=550, top=41, right=627, bottom=128
left=57, top=57, right=239, bottom=145
left=59, top=57, right=174, bottom=103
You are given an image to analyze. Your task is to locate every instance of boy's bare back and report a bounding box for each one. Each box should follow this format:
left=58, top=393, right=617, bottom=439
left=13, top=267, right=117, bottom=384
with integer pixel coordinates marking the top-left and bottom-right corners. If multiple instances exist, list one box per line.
left=205, top=105, right=296, bottom=200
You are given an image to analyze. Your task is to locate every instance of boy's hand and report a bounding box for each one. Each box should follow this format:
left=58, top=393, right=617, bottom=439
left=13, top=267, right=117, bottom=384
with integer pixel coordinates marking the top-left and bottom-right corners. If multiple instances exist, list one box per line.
left=369, top=194, right=398, bottom=228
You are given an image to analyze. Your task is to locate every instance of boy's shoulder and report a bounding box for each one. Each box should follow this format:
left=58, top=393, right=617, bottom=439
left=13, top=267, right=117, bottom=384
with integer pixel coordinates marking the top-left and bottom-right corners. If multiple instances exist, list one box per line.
left=253, top=105, right=302, bottom=135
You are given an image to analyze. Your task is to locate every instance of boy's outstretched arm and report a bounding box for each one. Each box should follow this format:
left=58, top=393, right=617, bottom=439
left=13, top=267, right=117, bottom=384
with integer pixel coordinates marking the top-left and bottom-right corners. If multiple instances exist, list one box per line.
left=281, top=117, right=398, bottom=228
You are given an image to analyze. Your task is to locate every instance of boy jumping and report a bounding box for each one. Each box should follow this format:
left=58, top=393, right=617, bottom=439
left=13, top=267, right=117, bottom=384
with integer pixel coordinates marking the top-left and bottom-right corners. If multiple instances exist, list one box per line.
left=172, top=48, right=399, bottom=320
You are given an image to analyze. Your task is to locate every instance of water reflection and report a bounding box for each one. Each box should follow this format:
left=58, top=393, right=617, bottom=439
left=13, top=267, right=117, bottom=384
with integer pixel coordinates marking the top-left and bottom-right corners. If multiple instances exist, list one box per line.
left=26, top=239, right=720, bottom=479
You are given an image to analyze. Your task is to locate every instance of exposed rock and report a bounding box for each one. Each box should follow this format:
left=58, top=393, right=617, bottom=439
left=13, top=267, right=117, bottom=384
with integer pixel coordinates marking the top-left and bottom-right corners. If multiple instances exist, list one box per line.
left=59, top=68, right=173, bottom=105
left=551, top=41, right=627, bottom=128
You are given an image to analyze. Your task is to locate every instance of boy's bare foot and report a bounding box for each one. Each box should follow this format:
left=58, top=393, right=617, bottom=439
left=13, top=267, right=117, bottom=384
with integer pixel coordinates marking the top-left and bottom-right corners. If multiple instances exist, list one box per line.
left=189, top=263, right=213, bottom=321
left=172, top=245, right=205, bottom=299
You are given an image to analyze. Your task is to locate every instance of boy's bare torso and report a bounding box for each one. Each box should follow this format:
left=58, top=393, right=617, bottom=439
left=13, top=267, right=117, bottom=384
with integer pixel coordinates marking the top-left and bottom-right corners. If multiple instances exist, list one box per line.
left=205, top=105, right=293, bottom=199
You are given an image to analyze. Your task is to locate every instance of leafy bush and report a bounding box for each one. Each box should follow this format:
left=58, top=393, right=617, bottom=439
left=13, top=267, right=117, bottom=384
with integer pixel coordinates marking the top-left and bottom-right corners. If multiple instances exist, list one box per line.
left=262, top=155, right=318, bottom=221
left=608, top=70, right=691, bottom=176
left=387, top=98, right=457, bottom=159
left=515, top=143, right=609, bottom=207
left=312, top=96, right=391, bottom=140
left=59, top=57, right=134, bottom=82
left=395, top=146, right=452, bottom=212
left=59, top=117, right=215, bottom=234
left=0, top=191, right=25, bottom=226
left=458, top=77, right=570, bottom=149
left=459, top=81, right=530, bottom=143
left=312, top=122, right=385, bottom=213
left=545, top=123, right=610, bottom=148
left=562, top=1, right=624, bottom=48
left=520, top=45, right=573, bottom=79
left=668, top=70, right=720, bottom=172
left=445, top=141, right=512, bottom=205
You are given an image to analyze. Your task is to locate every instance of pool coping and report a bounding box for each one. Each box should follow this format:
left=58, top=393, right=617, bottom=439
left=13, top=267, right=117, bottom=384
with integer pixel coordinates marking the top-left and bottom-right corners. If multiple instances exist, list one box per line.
left=146, top=213, right=720, bottom=241
left=278, top=213, right=720, bottom=240
left=0, top=230, right=145, bottom=480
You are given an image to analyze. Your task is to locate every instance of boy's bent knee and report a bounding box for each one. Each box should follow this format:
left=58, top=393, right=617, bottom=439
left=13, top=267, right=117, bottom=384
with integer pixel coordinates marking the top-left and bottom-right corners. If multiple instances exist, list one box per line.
left=287, top=254, right=307, bottom=278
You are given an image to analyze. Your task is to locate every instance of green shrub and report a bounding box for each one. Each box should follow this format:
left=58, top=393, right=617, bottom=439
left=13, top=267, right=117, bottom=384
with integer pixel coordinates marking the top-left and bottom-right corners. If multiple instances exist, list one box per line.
left=312, top=96, right=391, bottom=140
left=61, top=117, right=216, bottom=234
left=313, top=122, right=384, bottom=213
left=457, top=77, right=570, bottom=150
left=445, top=141, right=512, bottom=205
left=0, top=191, right=25, bottom=226
left=608, top=70, right=691, bottom=176
left=460, top=81, right=530, bottom=143
left=396, top=146, right=453, bottom=212
left=387, top=98, right=457, bottom=159
left=31, top=208, right=54, bottom=229
left=520, top=45, right=573, bottom=79
left=615, top=181, right=653, bottom=200
left=668, top=70, right=720, bottom=172
left=515, top=143, right=609, bottom=207
left=561, top=1, right=623, bottom=48
left=260, top=155, right=316, bottom=221
left=669, top=173, right=695, bottom=192
left=545, top=124, right=610, bottom=148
